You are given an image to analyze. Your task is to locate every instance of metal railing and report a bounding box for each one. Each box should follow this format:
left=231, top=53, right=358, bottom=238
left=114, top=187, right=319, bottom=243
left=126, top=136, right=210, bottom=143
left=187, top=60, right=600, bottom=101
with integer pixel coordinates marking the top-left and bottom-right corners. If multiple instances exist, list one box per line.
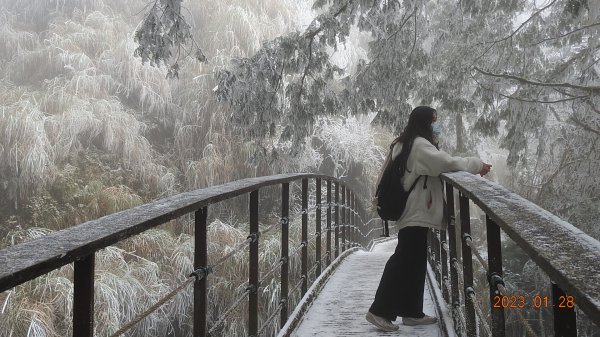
left=0, top=173, right=387, bottom=337
left=427, top=171, right=600, bottom=337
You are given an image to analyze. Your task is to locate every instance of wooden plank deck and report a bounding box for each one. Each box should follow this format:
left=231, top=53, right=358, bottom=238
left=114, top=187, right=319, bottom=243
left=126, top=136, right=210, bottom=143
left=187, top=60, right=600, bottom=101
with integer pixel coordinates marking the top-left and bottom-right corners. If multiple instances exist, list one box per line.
left=292, top=239, right=443, bottom=336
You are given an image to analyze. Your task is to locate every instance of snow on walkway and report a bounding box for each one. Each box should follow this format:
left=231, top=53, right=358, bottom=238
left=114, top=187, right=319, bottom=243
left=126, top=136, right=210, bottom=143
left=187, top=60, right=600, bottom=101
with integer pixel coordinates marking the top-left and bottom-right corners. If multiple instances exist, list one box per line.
left=291, top=239, right=442, bottom=337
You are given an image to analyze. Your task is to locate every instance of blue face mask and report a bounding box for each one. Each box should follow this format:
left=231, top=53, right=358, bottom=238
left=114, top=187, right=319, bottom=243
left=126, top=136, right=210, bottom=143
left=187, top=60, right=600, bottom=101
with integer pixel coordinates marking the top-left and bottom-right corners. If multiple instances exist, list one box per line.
left=431, top=121, right=442, bottom=135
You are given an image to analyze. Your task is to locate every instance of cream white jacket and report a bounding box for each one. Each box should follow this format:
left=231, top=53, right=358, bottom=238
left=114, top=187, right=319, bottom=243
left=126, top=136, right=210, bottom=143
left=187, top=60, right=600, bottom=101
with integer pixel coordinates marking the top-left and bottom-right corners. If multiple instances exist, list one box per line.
left=387, top=137, right=483, bottom=231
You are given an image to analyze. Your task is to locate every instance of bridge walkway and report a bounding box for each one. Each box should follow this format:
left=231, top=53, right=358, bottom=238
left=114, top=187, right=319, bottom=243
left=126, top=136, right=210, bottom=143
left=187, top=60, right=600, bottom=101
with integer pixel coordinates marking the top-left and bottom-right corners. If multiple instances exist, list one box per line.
left=292, top=239, right=443, bottom=337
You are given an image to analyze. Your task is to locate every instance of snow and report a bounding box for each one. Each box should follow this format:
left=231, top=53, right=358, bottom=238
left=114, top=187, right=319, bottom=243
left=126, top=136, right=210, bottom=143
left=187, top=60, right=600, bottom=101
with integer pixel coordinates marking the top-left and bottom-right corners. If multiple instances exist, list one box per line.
left=290, top=240, right=444, bottom=337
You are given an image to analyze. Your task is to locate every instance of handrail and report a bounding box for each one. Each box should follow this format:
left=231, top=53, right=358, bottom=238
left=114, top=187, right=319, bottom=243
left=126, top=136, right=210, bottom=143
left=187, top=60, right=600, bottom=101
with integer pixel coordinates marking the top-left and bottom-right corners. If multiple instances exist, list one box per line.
left=0, top=173, right=337, bottom=292
left=428, top=171, right=600, bottom=337
left=0, top=173, right=385, bottom=337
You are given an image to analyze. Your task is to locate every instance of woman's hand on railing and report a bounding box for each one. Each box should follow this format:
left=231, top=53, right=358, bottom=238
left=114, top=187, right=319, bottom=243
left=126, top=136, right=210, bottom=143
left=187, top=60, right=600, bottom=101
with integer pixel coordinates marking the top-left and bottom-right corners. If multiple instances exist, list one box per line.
left=479, top=163, right=492, bottom=176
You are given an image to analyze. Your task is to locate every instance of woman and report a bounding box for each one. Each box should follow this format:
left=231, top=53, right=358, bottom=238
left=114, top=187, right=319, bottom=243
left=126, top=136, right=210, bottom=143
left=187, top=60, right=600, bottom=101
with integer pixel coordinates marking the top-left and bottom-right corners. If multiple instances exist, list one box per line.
left=366, top=106, right=491, bottom=331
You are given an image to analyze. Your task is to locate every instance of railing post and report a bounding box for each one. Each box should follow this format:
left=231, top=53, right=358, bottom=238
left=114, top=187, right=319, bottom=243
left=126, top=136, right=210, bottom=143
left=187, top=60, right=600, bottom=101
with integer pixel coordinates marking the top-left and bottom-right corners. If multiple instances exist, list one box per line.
left=73, top=253, right=95, bottom=337
left=346, top=188, right=350, bottom=248
left=334, top=182, right=339, bottom=259
left=341, top=185, right=346, bottom=252
left=301, top=178, right=308, bottom=295
left=440, top=226, right=449, bottom=303
left=352, top=191, right=356, bottom=247
left=383, top=220, right=389, bottom=237
left=356, top=194, right=360, bottom=246
left=280, top=183, right=290, bottom=328
left=445, top=183, right=460, bottom=329
left=434, top=229, right=441, bottom=286
left=552, top=282, right=577, bottom=336
left=347, top=190, right=351, bottom=248
left=459, top=191, right=477, bottom=337
left=351, top=192, right=356, bottom=247
left=326, top=180, right=332, bottom=266
left=427, top=229, right=434, bottom=269
left=349, top=191, right=356, bottom=247
left=249, top=189, right=259, bottom=337
left=315, top=178, right=322, bottom=276
left=194, top=206, right=208, bottom=337
left=486, top=215, right=505, bottom=337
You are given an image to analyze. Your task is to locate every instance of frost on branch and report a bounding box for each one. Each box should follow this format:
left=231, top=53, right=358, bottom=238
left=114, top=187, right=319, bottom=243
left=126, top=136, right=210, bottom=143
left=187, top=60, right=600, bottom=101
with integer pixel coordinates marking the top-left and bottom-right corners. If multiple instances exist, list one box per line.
left=134, top=0, right=206, bottom=78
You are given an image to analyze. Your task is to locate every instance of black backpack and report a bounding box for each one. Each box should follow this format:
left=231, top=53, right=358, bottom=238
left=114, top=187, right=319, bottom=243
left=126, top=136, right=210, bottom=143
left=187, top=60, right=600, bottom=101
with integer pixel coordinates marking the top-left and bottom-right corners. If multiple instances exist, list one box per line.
left=375, top=141, right=421, bottom=221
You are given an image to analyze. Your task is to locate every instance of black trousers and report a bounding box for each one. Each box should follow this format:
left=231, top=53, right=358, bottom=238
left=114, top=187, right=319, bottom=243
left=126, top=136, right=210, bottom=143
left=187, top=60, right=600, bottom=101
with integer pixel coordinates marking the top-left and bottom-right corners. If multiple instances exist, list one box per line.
left=369, top=226, right=429, bottom=321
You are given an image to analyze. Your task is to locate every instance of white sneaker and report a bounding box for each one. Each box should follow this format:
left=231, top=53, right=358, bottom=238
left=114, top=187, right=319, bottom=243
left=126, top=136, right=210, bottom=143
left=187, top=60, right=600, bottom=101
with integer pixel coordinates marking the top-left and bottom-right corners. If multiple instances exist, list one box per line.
left=366, top=311, right=399, bottom=331
left=402, top=314, right=438, bottom=326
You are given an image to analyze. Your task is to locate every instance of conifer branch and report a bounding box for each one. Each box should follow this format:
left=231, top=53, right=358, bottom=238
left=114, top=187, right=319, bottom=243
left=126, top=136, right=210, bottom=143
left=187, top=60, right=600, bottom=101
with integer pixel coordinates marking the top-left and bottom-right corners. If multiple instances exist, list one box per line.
left=490, top=0, right=558, bottom=44
left=473, top=66, right=600, bottom=93
left=305, top=0, right=353, bottom=40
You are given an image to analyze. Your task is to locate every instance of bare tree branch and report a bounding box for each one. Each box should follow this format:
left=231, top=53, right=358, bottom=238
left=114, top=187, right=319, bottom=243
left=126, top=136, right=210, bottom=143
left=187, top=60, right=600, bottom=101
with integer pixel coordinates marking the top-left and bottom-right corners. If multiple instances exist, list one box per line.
left=580, top=57, right=600, bottom=78
left=505, top=94, right=587, bottom=104
left=554, top=88, right=580, bottom=97
left=268, top=60, right=285, bottom=112
left=532, top=22, right=600, bottom=46
left=473, top=66, right=600, bottom=93
left=470, top=0, right=558, bottom=47
left=470, top=72, right=589, bottom=103
left=569, top=115, right=600, bottom=135
left=408, top=6, right=417, bottom=60
left=583, top=98, right=600, bottom=114
left=298, top=39, right=314, bottom=103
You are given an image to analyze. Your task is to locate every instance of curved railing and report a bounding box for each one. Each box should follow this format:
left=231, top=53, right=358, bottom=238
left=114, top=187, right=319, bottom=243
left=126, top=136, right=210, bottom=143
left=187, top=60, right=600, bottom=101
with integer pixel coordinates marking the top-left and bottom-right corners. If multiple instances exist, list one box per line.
left=427, top=172, right=600, bottom=337
left=0, top=173, right=386, bottom=337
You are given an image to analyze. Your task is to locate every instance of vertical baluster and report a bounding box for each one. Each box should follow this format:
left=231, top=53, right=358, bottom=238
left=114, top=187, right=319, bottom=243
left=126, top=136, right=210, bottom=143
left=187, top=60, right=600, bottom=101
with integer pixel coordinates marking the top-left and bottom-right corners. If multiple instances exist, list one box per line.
left=341, top=185, right=346, bottom=252
left=358, top=197, right=362, bottom=246
left=432, top=230, right=437, bottom=278
left=347, top=189, right=352, bottom=248
left=445, top=183, right=460, bottom=328
left=194, top=207, right=208, bottom=337
left=356, top=193, right=361, bottom=247
left=334, top=182, right=340, bottom=258
left=435, top=229, right=441, bottom=286
left=384, top=220, right=389, bottom=237
left=351, top=190, right=355, bottom=247
left=351, top=192, right=356, bottom=248
left=326, top=180, right=332, bottom=266
left=352, top=192, right=361, bottom=246
left=486, top=215, right=505, bottom=337
left=280, top=183, right=290, bottom=328
left=427, top=229, right=434, bottom=267
left=315, top=178, right=322, bottom=276
left=301, top=178, right=308, bottom=295
left=552, top=283, right=577, bottom=337
left=347, top=189, right=351, bottom=248
left=249, top=190, right=259, bottom=337
left=459, top=192, right=476, bottom=337
left=346, top=188, right=350, bottom=248
left=440, top=226, right=449, bottom=303
left=73, top=254, right=95, bottom=337
left=427, top=230, right=434, bottom=276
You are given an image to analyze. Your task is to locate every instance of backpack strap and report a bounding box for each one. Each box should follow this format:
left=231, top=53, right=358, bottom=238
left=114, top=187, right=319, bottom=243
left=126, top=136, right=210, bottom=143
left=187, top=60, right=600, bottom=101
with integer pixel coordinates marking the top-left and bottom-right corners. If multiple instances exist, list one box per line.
left=392, top=139, right=423, bottom=193
left=407, top=175, right=422, bottom=194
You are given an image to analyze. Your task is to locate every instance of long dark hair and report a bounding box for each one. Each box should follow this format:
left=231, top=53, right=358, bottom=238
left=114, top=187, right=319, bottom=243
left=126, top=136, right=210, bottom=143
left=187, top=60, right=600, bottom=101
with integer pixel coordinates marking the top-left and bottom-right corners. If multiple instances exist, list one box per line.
left=392, top=106, right=436, bottom=173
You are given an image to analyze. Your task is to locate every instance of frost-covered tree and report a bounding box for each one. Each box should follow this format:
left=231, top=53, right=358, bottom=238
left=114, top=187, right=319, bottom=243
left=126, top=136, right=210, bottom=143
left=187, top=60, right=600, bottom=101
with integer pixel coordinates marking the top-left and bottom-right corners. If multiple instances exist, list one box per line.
left=137, top=0, right=599, bottom=239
